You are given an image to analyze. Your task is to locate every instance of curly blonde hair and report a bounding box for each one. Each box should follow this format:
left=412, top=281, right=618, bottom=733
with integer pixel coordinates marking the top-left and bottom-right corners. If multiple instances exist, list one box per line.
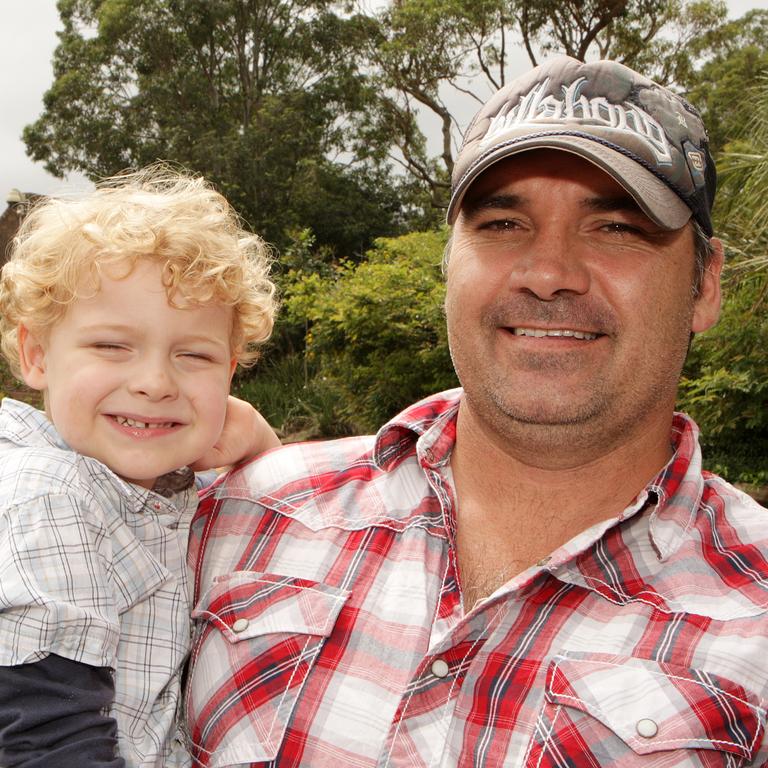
left=0, top=164, right=277, bottom=378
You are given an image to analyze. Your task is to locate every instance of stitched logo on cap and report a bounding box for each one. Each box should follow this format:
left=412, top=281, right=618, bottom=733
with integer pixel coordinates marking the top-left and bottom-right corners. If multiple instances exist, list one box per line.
left=687, top=150, right=704, bottom=171
left=480, top=77, right=673, bottom=166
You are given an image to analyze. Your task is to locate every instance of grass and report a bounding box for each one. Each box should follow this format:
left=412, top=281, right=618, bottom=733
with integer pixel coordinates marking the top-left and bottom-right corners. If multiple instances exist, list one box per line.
left=0, top=357, right=43, bottom=409
left=232, top=353, right=356, bottom=442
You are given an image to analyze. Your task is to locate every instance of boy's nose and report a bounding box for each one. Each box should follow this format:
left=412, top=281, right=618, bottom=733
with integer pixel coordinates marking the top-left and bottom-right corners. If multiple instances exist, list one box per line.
left=129, top=362, right=179, bottom=401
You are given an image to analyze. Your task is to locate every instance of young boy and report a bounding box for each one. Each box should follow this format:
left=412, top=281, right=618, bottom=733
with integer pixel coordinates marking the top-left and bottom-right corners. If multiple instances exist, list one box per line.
left=0, top=166, right=279, bottom=767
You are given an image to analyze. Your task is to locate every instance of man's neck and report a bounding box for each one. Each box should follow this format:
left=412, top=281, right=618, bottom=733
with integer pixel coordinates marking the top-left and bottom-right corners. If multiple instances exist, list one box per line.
left=449, top=397, right=675, bottom=609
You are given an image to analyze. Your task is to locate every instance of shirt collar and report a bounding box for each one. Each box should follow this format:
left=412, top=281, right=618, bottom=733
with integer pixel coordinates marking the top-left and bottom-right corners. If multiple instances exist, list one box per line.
left=0, top=397, right=196, bottom=509
left=0, top=397, right=66, bottom=450
left=373, top=388, right=462, bottom=471
left=645, top=411, right=704, bottom=560
left=374, top=393, right=704, bottom=559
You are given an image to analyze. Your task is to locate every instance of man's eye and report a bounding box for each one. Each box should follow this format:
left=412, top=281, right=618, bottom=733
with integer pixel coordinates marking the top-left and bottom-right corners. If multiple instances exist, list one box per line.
left=601, top=221, right=644, bottom=235
left=480, top=218, right=521, bottom=231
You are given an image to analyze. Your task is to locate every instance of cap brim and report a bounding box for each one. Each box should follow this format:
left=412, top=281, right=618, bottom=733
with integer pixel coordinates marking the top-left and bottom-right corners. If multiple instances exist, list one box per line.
left=447, top=135, right=692, bottom=230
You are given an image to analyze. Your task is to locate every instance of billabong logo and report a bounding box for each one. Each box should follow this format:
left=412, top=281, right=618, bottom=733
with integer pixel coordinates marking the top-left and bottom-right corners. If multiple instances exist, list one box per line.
left=481, top=77, right=673, bottom=166
left=687, top=150, right=704, bottom=172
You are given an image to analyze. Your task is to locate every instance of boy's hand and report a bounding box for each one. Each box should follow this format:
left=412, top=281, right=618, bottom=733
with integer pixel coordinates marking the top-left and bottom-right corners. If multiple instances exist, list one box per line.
left=189, top=395, right=281, bottom=471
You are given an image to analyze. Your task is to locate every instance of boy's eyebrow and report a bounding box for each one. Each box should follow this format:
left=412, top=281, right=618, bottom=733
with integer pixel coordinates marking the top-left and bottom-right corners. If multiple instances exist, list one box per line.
left=460, top=193, right=527, bottom=220
left=77, top=324, right=229, bottom=346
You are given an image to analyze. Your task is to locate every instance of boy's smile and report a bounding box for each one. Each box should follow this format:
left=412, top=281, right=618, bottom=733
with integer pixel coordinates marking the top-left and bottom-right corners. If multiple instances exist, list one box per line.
left=19, top=259, right=236, bottom=488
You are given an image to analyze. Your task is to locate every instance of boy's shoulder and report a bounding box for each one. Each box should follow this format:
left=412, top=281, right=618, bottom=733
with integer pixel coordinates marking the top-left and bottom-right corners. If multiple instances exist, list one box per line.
left=0, top=437, right=94, bottom=503
left=0, top=398, right=112, bottom=505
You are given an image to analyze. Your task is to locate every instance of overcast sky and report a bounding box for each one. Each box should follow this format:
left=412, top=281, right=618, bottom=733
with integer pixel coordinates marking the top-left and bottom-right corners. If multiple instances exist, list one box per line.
left=1, top=0, right=766, bottom=199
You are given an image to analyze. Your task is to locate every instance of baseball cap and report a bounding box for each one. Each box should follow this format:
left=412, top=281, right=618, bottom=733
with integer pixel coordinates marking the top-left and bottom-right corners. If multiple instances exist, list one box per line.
left=447, top=55, right=716, bottom=236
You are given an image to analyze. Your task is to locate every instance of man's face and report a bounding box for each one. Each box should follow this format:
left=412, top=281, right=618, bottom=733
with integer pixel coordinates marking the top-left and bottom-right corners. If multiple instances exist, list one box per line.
left=445, top=149, right=723, bottom=457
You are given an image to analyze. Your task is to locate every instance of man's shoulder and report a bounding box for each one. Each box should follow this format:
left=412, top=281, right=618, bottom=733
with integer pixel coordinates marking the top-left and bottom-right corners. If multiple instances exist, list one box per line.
left=195, top=389, right=463, bottom=534
left=702, top=470, right=768, bottom=524
left=202, top=433, right=389, bottom=528
left=224, top=433, right=379, bottom=494
left=207, top=388, right=463, bottom=504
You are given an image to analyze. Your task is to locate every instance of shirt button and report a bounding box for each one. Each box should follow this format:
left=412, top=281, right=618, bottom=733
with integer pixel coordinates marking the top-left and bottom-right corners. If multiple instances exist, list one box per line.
left=231, top=618, right=250, bottom=633
left=636, top=718, right=658, bottom=738
left=431, top=658, right=450, bottom=678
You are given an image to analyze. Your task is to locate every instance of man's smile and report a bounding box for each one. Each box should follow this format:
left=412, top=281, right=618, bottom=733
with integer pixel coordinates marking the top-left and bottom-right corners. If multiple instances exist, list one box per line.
left=511, top=327, right=600, bottom=340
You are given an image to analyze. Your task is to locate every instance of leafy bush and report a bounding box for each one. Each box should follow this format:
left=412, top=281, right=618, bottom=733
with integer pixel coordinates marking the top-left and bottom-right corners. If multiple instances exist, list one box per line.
left=232, top=353, right=354, bottom=441
left=282, top=228, right=457, bottom=432
left=679, top=272, right=768, bottom=483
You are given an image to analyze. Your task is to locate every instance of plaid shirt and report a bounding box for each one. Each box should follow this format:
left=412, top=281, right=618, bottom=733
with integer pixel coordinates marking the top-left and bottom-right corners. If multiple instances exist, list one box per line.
left=186, top=389, right=768, bottom=767
left=0, top=398, right=195, bottom=767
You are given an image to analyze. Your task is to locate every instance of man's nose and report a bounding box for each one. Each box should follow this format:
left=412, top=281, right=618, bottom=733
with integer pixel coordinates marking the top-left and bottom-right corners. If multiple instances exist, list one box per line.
left=507, top=229, right=591, bottom=300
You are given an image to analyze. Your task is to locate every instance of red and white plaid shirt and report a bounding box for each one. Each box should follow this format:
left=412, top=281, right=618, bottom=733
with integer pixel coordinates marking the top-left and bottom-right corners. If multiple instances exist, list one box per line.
left=185, top=389, right=768, bottom=767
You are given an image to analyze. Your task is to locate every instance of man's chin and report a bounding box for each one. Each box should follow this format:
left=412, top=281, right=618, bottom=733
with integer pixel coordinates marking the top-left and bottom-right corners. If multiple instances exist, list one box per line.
left=485, top=390, right=608, bottom=429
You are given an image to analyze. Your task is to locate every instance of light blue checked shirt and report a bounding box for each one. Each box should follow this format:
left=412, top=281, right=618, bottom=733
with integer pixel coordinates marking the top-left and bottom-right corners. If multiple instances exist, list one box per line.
left=0, top=398, right=196, bottom=767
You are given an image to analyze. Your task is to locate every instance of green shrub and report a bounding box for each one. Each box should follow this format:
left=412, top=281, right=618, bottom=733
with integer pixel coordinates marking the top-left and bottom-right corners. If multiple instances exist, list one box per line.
left=232, top=353, right=354, bottom=441
left=282, top=228, right=458, bottom=432
left=679, top=271, right=768, bottom=483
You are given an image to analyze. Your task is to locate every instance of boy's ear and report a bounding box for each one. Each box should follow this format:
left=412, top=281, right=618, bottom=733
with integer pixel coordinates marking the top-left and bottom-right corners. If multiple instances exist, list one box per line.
left=18, top=325, right=48, bottom=391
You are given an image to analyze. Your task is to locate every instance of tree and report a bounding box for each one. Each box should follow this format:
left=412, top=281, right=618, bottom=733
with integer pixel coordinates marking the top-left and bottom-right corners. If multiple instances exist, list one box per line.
left=677, top=72, right=768, bottom=484
left=682, top=10, right=768, bottom=154
left=24, top=0, right=403, bottom=251
left=355, top=0, right=728, bottom=211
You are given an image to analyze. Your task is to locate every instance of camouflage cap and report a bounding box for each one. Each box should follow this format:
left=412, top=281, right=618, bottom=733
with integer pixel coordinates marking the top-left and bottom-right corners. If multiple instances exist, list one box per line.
left=447, top=55, right=716, bottom=235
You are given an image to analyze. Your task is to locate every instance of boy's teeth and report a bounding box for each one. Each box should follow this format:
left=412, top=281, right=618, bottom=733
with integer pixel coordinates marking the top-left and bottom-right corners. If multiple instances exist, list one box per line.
left=513, top=328, right=598, bottom=340
left=114, top=416, right=173, bottom=429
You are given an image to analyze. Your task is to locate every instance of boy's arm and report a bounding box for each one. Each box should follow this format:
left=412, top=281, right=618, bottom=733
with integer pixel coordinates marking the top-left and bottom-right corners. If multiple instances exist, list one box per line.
left=189, top=394, right=281, bottom=472
left=0, top=654, right=125, bottom=767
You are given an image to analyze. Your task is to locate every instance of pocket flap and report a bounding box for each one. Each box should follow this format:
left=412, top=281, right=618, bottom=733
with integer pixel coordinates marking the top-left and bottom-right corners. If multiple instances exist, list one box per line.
left=546, top=653, right=765, bottom=761
left=192, top=571, right=350, bottom=643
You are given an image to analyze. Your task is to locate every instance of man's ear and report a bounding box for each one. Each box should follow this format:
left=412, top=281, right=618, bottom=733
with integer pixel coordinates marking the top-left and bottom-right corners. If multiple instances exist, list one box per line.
left=18, top=325, right=48, bottom=391
left=691, top=237, right=724, bottom=334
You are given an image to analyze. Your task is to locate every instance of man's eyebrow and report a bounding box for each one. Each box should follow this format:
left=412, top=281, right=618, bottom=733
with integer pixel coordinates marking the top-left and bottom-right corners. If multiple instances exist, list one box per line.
left=582, top=194, right=644, bottom=214
left=460, top=193, right=526, bottom=219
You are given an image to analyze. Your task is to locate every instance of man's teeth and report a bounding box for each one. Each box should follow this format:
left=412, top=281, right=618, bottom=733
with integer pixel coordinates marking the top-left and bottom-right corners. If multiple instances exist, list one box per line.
left=114, top=416, right=174, bottom=429
left=513, top=328, right=598, bottom=340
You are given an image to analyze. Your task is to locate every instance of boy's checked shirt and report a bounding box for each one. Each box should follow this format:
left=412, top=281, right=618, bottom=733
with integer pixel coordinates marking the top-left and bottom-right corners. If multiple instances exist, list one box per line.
left=186, top=389, right=768, bottom=767
left=0, top=397, right=195, bottom=767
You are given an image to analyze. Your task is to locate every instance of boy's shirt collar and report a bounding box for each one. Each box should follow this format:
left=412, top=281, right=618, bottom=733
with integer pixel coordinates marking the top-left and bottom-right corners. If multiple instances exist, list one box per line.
left=0, top=397, right=64, bottom=450
left=0, top=397, right=196, bottom=496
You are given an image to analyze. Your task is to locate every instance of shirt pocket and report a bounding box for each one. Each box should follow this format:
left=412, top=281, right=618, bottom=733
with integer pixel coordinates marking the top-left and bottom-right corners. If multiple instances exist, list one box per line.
left=524, top=653, right=766, bottom=768
left=185, top=570, right=350, bottom=767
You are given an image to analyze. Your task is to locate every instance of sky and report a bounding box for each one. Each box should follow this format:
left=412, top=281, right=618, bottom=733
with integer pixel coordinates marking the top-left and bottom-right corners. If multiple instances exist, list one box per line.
left=1, top=0, right=767, bottom=200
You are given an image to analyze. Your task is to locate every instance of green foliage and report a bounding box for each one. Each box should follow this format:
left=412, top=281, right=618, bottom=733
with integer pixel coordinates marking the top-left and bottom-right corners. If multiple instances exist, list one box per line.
left=677, top=70, right=768, bottom=484
left=281, top=229, right=457, bottom=431
left=679, top=270, right=768, bottom=483
left=0, top=358, right=43, bottom=411
left=24, top=0, right=407, bottom=252
left=683, top=11, right=768, bottom=154
left=232, top=353, right=353, bottom=440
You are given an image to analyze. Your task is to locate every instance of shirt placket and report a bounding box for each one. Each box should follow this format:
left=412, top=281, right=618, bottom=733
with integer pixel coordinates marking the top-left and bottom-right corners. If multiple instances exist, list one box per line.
left=377, top=454, right=506, bottom=767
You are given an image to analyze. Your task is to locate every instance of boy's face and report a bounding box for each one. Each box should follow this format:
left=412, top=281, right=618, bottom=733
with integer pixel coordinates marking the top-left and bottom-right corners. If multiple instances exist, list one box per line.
left=19, top=259, right=236, bottom=488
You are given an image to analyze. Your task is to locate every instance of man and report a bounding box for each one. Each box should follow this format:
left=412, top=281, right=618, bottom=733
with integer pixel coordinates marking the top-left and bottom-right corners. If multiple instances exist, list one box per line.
left=184, top=56, right=768, bottom=767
